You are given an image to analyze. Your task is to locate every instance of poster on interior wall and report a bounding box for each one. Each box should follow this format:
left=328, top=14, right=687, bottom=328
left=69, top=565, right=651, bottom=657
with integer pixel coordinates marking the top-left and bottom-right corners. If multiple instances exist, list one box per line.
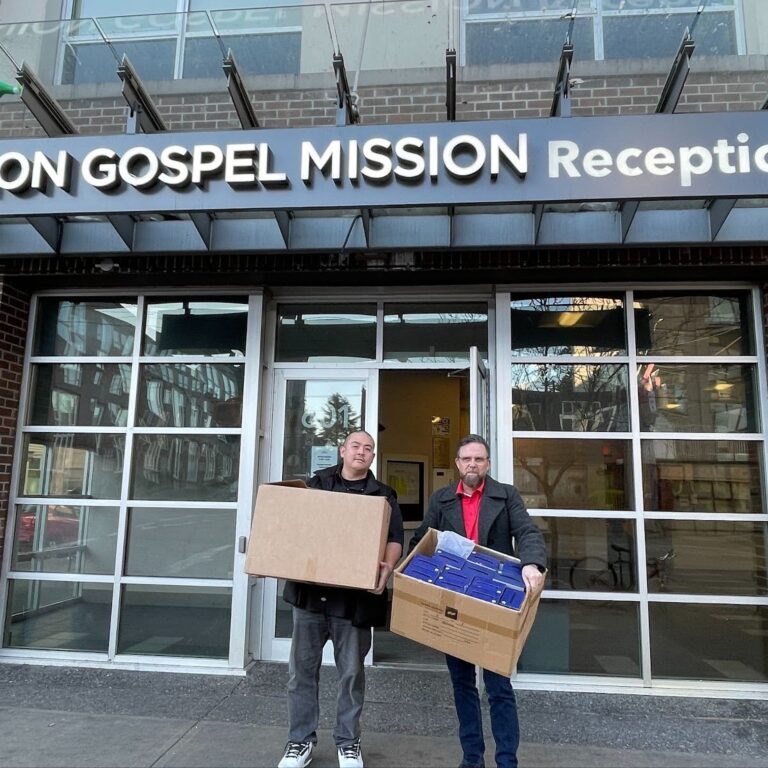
left=385, top=458, right=425, bottom=522
left=311, top=446, right=338, bottom=475
left=432, top=417, right=451, bottom=436
left=433, top=437, right=451, bottom=468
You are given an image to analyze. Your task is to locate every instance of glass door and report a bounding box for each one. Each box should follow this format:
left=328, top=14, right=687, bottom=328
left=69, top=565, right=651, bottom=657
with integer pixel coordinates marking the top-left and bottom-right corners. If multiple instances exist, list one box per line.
left=260, top=368, right=378, bottom=663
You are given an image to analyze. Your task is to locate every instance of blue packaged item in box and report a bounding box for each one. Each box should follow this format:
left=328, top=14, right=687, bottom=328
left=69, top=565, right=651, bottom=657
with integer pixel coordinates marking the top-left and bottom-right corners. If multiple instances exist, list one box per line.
left=466, top=585, right=500, bottom=604
left=434, top=549, right=468, bottom=571
left=499, top=561, right=524, bottom=579
left=492, top=572, right=525, bottom=590
left=462, top=561, right=499, bottom=579
left=469, top=575, right=504, bottom=596
left=403, top=559, right=440, bottom=583
left=437, top=570, right=472, bottom=593
left=467, top=551, right=502, bottom=572
left=499, top=587, right=525, bottom=611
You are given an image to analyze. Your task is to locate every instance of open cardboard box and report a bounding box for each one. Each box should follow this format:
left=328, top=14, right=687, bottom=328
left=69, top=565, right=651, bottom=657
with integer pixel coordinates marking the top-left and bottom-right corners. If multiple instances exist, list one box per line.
left=244, top=480, right=391, bottom=590
left=390, top=528, right=544, bottom=676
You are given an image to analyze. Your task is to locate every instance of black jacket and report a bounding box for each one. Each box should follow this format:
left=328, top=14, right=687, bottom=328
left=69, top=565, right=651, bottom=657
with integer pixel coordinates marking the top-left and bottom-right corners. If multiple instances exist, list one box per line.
left=408, top=476, right=546, bottom=569
left=282, top=464, right=404, bottom=628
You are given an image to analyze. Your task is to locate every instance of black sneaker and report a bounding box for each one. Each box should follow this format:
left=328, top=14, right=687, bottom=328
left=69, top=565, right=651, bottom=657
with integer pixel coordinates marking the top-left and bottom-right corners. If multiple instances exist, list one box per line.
left=278, top=740, right=314, bottom=768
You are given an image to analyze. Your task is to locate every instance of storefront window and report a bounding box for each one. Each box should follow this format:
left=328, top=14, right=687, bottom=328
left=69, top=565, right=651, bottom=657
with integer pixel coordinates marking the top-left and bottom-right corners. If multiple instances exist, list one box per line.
left=137, top=363, right=244, bottom=428
left=641, top=440, right=763, bottom=515
left=510, top=295, right=626, bottom=356
left=637, top=363, right=757, bottom=433
left=534, top=516, right=637, bottom=593
left=117, top=585, right=231, bottom=658
left=643, top=520, right=767, bottom=596
left=512, top=364, right=629, bottom=432
left=634, top=292, right=753, bottom=356
left=131, top=434, right=240, bottom=502
left=125, top=508, right=236, bottom=579
left=276, top=304, right=376, bottom=363
left=143, top=299, right=248, bottom=356
left=3, top=580, right=112, bottom=652
left=19, top=433, right=125, bottom=499
left=514, top=438, right=632, bottom=511
left=28, top=363, right=131, bottom=427
left=34, top=299, right=137, bottom=357
left=518, top=599, right=641, bottom=677
left=650, top=604, right=768, bottom=682
left=384, top=303, right=488, bottom=363
left=10, top=505, right=119, bottom=576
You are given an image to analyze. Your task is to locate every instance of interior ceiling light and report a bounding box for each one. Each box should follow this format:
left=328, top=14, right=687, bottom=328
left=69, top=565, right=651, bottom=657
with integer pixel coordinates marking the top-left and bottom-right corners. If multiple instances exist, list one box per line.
left=713, top=382, right=735, bottom=392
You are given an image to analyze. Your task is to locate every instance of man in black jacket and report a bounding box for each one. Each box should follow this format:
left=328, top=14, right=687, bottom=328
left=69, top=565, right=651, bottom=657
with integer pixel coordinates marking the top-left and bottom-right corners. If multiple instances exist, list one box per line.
left=409, top=434, right=545, bottom=768
left=278, top=430, right=403, bottom=768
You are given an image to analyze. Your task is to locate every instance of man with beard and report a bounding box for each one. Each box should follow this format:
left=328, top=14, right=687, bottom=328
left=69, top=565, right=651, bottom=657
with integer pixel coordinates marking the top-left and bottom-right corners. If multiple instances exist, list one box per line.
left=408, top=434, right=545, bottom=768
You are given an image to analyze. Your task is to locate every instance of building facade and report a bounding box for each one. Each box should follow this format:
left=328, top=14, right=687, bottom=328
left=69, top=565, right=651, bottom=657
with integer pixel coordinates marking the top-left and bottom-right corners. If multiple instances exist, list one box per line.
left=0, top=0, right=766, bottom=695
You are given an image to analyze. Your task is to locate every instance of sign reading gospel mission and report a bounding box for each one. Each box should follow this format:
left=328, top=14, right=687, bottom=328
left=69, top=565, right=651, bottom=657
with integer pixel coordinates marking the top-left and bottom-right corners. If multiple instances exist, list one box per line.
left=0, top=112, right=767, bottom=215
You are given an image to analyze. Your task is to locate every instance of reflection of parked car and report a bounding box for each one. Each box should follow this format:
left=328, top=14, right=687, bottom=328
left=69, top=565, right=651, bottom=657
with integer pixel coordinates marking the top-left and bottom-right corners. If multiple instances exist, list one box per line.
left=16, top=507, right=80, bottom=551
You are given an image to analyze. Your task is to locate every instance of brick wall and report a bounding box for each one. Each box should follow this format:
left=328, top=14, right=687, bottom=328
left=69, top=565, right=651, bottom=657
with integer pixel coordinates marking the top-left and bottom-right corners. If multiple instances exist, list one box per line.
left=0, top=68, right=766, bottom=136
left=0, top=281, right=29, bottom=564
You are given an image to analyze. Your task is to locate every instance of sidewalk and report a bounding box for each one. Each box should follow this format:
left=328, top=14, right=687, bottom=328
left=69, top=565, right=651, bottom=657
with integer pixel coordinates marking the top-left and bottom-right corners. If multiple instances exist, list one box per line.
left=1, top=662, right=766, bottom=768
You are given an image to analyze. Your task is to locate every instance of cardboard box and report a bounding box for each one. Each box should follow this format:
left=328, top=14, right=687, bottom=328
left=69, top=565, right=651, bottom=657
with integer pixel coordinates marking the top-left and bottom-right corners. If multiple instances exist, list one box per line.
left=244, top=481, right=391, bottom=590
left=390, top=528, right=543, bottom=676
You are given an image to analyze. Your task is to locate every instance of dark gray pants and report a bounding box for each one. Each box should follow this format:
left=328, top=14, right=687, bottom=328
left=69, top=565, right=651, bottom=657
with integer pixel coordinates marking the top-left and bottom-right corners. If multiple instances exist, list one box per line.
left=287, top=607, right=372, bottom=748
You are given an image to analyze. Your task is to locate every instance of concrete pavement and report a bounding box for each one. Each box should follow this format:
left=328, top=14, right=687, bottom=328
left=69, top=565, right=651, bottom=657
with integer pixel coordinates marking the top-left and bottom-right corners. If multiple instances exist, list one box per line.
left=0, top=662, right=766, bottom=768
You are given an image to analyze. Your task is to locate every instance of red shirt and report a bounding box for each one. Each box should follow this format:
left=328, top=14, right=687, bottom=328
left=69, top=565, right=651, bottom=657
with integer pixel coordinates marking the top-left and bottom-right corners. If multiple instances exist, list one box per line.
left=457, top=479, right=485, bottom=544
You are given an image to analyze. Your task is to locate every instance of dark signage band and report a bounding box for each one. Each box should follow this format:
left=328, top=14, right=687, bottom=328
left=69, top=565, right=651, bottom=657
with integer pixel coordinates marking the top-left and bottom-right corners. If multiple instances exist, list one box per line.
left=0, top=112, right=766, bottom=216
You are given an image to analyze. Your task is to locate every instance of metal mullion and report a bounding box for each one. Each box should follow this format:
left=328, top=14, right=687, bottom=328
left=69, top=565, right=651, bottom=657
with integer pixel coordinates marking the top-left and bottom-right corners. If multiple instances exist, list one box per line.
left=132, top=427, right=242, bottom=435
left=376, top=302, right=384, bottom=363
left=139, top=356, right=246, bottom=364
left=495, top=292, right=513, bottom=485
left=271, top=362, right=378, bottom=371
left=626, top=288, right=652, bottom=687
left=107, top=295, right=144, bottom=660
left=646, top=594, right=768, bottom=605
left=510, top=356, right=631, bottom=365
left=487, top=296, right=497, bottom=464
left=127, top=499, right=238, bottom=509
left=593, top=0, right=604, bottom=61
left=0, top=294, right=39, bottom=635
left=6, top=571, right=114, bottom=583
left=531, top=509, right=636, bottom=519
left=750, top=286, right=768, bottom=518
left=22, top=426, right=124, bottom=434
left=643, top=511, right=768, bottom=522
left=514, top=431, right=632, bottom=440
left=634, top=356, right=758, bottom=364
left=544, top=590, right=640, bottom=602
left=14, top=497, right=119, bottom=506
left=638, top=432, right=763, bottom=441
left=30, top=357, right=133, bottom=364
left=120, top=576, right=232, bottom=588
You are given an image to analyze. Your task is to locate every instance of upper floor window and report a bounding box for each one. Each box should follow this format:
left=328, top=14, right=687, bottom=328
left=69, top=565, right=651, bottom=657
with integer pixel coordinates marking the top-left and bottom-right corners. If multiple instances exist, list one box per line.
left=463, top=0, right=741, bottom=66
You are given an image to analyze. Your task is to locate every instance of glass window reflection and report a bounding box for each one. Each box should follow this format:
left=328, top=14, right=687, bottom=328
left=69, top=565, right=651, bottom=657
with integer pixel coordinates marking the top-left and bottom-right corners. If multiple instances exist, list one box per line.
left=510, top=295, right=626, bottom=356
left=11, top=505, right=118, bottom=575
left=512, top=364, right=629, bottom=432
left=650, top=604, right=768, bottom=682
left=131, top=435, right=240, bottom=502
left=518, top=599, right=640, bottom=677
left=276, top=304, right=376, bottom=363
left=384, top=303, right=488, bottom=363
left=534, top=517, right=637, bottom=592
left=637, top=363, right=757, bottom=433
left=4, top=579, right=112, bottom=652
left=641, top=440, right=763, bottom=514
left=643, top=520, right=767, bottom=596
left=137, top=364, right=244, bottom=428
left=20, top=434, right=125, bottom=499
left=34, top=299, right=137, bottom=357
left=29, top=364, right=131, bottom=427
left=143, top=299, right=248, bottom=356
left=125, top=508, right=235, bottom=579
left=634, top=293, right=753, bottom=356
left=514, top=438, right=633, bottom=511
left=282, top=380, right=366, bottom=481
left=117, top=585, right=231, bottom=658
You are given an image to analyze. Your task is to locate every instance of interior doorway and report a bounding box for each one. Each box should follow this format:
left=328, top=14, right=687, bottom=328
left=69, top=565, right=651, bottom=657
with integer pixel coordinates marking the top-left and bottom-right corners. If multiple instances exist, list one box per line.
left=373, top=369, right=470, bottom=665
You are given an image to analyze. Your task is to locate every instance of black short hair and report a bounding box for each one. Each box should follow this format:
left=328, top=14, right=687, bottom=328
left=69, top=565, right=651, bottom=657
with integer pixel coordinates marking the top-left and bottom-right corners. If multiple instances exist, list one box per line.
left=455, top=434, right=491, bottom=459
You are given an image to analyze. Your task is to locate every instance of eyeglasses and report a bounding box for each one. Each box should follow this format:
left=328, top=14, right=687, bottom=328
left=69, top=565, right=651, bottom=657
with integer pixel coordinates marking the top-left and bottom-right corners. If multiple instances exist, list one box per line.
left=456, top=455, right=489, bottom=464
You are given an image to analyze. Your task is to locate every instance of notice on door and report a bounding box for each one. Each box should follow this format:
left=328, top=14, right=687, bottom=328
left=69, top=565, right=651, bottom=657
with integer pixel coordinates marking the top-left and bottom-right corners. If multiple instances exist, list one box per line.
left=311, top=446, right=338, bottom=474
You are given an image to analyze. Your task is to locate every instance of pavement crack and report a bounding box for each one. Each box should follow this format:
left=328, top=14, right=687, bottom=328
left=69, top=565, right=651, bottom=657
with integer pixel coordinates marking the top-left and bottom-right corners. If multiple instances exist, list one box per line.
left=148, top=679, right=246, bottom=767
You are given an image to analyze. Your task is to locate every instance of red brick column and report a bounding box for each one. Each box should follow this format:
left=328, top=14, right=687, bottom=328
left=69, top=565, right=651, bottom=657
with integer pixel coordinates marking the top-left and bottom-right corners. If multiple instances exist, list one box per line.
left=0, top=281, right=30, bottom=563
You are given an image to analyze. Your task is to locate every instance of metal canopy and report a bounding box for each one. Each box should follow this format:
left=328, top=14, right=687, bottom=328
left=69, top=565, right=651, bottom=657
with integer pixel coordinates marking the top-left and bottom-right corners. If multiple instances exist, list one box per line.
left=117, top=55, right=167, bottom=134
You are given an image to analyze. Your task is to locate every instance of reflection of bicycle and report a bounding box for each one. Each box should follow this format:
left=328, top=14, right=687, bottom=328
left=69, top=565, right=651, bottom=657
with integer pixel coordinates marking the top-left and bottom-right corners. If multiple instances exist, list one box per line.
left=569, top=547, right=675, bottom=591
